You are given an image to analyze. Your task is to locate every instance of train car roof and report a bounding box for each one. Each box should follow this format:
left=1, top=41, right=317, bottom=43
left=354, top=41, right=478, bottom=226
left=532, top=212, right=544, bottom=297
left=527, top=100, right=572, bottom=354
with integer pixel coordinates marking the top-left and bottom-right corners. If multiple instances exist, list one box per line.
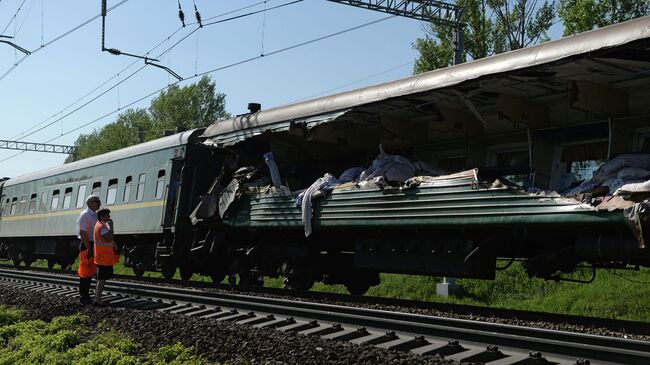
left=202, top=16, right=650, bottom=146
left=4, top=128, right=203, bottom=187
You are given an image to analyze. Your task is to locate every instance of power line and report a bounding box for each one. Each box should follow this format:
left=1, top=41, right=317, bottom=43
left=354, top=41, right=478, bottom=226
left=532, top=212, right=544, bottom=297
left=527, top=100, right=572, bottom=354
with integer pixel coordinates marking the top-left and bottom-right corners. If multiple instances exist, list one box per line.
left=201, top=1, right=269, bottom=23
left=282, top=60, right=414, bottom=105
left=0, top=0, right=130, bottom=82
left=1, top=0, right=26, bottom=35
left=7, top=0, right=302, bottom=141
left=159, top=0, right=304, bottom=71
left=1, top=3, right=393, bottom=165
left=50, top=14, right=396, bottom=143
left=14, top=0, right=37, bottom=37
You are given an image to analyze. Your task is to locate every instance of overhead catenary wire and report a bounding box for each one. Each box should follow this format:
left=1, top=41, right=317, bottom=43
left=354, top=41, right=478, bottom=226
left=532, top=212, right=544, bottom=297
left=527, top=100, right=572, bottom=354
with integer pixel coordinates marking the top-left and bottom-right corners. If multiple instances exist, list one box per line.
left=14, top=0, right=37, bottom=37
left=59, top=14, right=397, bottom=139
left=3, top=2, right=395, bottom=167
left=0, top=0, right=130, bottom=82
left=40, top=0, right=43, bottom=46
left=260, top=1, right=267, bottom=56
left=7, top=0, right=302, bottom=141
left=200, top=0, right=269, bottom=23
left=1, top=0, right=26, bottom=35
left=282, top=60, right=414, bottom=105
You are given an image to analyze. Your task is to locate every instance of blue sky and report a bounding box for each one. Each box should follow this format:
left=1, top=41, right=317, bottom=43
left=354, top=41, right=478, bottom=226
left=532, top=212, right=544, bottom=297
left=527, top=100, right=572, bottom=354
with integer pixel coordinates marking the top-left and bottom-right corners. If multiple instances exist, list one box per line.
left=0, top=0, right=562, bottom=178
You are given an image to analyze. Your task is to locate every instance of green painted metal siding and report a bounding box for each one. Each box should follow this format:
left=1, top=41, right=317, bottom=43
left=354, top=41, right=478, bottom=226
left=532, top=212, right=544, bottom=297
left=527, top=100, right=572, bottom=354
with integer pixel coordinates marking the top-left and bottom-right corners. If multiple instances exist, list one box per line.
left=0, top=148, right=175, bottom=237
left=224, top=179, right=623, bottom=230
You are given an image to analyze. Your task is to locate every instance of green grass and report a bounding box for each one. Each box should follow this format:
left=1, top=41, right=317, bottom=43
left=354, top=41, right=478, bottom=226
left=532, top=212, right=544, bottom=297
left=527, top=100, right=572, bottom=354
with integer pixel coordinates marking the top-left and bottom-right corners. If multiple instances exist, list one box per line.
left=24, top=259, right=650, bottom=321
left=266, top=264, right=650, bottom=321
left=0, top=305, right=211, bottom=365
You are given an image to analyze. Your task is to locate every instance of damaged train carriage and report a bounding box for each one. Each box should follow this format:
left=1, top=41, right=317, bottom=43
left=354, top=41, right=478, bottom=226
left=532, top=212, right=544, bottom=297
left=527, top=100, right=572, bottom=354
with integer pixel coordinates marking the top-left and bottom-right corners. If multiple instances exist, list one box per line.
left=182, top=17, right=650, bottom=293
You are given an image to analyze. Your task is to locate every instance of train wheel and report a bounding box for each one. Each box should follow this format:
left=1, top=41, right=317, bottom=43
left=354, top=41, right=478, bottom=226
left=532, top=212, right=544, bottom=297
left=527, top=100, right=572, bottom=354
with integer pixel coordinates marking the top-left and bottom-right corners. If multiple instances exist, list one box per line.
left=345, top=280, right=371, bottom=296
left=179, top=265, right=193, bottom=281
left=161, top=266, right=176, bottom=280
left=209, top=270, right=226, bottom=284
left=132, top=266, right=145, bottom=278
left=12, top=258, right=20, bottom=267
left=238, top=270, right=254, bottom=287
left=19, top=252, right=33, bottom=268
left=283, top=271, right=314, bottom=291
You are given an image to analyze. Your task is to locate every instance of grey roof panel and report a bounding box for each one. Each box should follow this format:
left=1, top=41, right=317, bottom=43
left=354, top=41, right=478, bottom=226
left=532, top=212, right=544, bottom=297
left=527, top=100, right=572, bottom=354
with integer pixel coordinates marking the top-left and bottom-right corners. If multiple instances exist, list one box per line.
left=202, top=16, right=650, bottom=142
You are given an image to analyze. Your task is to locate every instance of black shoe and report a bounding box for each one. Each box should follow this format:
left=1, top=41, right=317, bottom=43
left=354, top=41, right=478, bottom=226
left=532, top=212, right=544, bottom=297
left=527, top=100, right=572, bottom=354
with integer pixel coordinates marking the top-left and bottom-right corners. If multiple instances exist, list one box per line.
left=92, top=300, right=106, bottom=307
left=80, top=297, right=92, bottom=305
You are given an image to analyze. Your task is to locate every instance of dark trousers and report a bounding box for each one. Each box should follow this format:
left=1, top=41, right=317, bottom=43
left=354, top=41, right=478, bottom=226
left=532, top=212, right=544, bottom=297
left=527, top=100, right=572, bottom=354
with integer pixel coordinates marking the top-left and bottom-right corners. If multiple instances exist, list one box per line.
left=79, top=276, right=92, bottom=299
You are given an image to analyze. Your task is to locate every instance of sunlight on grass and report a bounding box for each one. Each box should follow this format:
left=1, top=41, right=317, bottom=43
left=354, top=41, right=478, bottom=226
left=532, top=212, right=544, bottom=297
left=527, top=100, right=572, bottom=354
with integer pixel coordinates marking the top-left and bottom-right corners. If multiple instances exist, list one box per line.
left=21, top=258, right=650, bottom=321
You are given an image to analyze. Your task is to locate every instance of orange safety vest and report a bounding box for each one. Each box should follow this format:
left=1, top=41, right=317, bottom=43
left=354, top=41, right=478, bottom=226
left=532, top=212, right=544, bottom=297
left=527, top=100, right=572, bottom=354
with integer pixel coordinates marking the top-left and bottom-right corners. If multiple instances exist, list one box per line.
left=93, top=221, right=119, bottom=266
left=77, top=247, right=97, bottom=278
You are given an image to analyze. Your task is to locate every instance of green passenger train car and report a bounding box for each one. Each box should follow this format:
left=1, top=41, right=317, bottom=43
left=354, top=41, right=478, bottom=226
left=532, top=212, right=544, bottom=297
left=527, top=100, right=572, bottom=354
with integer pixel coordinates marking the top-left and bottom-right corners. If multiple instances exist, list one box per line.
left=0, top=129, right=220, bottom=275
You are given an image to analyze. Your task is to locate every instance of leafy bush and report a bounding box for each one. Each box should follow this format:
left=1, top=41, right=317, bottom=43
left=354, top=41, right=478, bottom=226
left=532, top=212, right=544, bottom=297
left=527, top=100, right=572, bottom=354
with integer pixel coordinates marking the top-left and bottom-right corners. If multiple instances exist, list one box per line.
left=0, top=306, right=22, bottom=326
left=149, top=343, right=205, bottom=365
left=0, top=313, right=211, bottom=364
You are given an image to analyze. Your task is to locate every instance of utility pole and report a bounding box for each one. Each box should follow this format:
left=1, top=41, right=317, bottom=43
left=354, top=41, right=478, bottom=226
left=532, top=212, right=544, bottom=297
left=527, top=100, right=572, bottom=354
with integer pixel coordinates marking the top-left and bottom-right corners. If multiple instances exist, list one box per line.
left=327, top=0, right=465, bottom=64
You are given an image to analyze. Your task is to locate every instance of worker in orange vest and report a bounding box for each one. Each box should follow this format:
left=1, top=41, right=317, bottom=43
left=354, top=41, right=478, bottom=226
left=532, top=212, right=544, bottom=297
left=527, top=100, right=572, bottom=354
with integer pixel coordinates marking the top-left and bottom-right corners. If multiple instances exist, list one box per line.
left=93, top=208, right=119, bottom=306
left=75, top=195, right=100, bottom=304
left=77, top=247, right=97, bottom=303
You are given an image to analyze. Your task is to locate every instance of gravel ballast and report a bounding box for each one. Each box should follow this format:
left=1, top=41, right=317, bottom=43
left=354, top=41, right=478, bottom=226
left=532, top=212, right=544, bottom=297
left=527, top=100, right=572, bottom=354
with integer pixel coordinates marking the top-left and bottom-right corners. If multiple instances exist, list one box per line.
left=0, top=285, right=455, bottom=365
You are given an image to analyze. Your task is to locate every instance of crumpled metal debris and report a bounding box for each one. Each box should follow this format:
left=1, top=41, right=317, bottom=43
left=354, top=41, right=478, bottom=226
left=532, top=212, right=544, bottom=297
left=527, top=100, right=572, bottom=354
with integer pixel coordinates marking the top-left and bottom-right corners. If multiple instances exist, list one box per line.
left=624, top=201, right=649, bottom=249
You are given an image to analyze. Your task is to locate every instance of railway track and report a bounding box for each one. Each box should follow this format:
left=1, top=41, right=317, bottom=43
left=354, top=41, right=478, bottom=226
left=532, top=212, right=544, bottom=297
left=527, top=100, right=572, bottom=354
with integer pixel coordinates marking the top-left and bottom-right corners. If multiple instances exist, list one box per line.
left=3, top=262, right=649, bottom=338
left=1, top=268, right=649, bottom=364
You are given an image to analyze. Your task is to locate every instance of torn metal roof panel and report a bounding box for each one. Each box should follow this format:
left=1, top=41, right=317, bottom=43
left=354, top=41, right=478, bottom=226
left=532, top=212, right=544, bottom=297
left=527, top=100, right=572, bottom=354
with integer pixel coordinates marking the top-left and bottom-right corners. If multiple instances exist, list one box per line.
left=202, top=16, right=650, bottom=146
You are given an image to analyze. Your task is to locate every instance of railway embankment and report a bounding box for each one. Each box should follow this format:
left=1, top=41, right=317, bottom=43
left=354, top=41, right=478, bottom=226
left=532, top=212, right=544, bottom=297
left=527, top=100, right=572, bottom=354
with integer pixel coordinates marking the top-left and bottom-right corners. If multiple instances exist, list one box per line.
left=0, top=284, right=455, bottom=365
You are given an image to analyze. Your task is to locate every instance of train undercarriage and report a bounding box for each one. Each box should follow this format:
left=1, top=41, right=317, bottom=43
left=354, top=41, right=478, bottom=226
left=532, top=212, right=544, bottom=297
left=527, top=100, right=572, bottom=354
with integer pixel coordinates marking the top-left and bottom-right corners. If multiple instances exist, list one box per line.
left=122, top=218, right=650, bottom=295
left=1, top=216, right=649, bottom=296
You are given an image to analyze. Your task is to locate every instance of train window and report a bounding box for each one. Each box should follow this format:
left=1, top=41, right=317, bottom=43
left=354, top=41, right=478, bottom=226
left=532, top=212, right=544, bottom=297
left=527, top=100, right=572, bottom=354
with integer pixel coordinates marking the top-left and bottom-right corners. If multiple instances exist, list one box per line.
left=136, top=173, right=146, bottom=202
left=18, top=196, right=27, bottom=215
left=92, top=182, right=101, bottom=196
left=76, top=185, right=87, bottom=208
left=51, top=190, right=60, bottom=211
left=123, top=176, right=132, bottom=203
left=39, top=192, right=47, bottom=212
left=28, top=194, right=37, bottom=214
left=1, top=197, right=7, bottom=216
left=155, top=170, right=165, bottom=200
left=10, top=197, right=17, bottom=215
left=62, top=187, right=73, bottom=210
left=106, top=179, right=118, bottom=205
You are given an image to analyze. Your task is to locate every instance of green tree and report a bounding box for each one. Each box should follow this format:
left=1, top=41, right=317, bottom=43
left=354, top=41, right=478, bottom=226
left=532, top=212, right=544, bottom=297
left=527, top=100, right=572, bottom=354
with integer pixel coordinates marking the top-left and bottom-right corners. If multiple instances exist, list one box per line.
left=66, top=76, right=229, bottom=162
left=148, top=75, right=228, bottom=131
left=413, top=0, right=555, bottom=74
left=559, top=0, right=649, bottom=36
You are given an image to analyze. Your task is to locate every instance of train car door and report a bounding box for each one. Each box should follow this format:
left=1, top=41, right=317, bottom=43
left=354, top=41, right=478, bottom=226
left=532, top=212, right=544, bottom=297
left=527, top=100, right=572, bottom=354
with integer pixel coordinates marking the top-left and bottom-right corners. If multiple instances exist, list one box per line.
left=162, top=159, right=184, bottom=228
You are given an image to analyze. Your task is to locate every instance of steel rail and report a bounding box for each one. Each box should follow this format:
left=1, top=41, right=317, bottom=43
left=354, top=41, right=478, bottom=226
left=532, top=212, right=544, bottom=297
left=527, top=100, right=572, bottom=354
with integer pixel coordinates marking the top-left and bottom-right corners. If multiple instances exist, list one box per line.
left=3, top=263, right=649, bottom=336
left=1, top=268, right=649, bottom=364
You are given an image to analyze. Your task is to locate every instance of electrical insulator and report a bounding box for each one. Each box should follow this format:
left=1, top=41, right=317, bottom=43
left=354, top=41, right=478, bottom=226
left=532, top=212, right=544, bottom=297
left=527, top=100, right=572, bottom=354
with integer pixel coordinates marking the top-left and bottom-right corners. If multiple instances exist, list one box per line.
left=178, top=2, right=186, bottom=27
left=194, top=4, right=202, bottom=28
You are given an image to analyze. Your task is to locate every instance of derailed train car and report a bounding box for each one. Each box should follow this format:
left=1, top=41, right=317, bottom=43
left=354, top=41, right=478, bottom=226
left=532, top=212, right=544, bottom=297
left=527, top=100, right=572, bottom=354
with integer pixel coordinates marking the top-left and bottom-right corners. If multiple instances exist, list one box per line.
left=1, top=18, right=650, bottom=295
left=177, top=17, right=650, bottom=293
